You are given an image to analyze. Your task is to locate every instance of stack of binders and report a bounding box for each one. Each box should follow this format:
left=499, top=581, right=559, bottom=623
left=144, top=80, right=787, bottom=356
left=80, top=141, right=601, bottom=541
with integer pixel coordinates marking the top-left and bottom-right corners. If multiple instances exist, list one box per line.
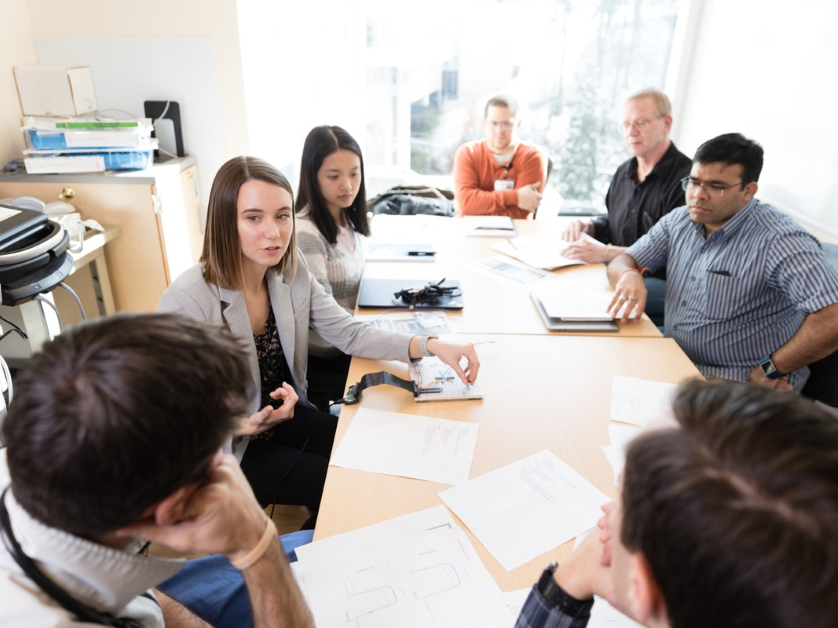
left=21, top=117, right=157, bottom=174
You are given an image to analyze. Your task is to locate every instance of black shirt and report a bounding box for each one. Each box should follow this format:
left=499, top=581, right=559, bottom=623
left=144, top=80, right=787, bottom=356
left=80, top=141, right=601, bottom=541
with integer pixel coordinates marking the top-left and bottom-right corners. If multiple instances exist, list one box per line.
left=593, top=141, right=692, bottom=247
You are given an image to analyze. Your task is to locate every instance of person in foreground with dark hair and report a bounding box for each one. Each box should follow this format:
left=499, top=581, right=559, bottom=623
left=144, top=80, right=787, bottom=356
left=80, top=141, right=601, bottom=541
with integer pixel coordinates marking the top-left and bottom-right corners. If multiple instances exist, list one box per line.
left=607, top=133, right=838, bottom=391
left=517, top=379, right=838, bottom=628
left=0, top=313, right=314, bottom=627
left=296, top=124, right=370, bottom=313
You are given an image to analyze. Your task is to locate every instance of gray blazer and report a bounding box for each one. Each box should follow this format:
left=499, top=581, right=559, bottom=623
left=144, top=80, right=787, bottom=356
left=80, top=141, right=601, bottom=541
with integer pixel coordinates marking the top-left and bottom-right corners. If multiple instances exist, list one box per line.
left=158, top=253, right=413, bottom=457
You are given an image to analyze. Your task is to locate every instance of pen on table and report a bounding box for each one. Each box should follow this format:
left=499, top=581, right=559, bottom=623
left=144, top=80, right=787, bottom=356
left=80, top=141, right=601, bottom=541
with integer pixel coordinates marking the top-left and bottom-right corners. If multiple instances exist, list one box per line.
left=408, top=251, right=436, bottom=257
left=508, top=239, right=517, bottom=250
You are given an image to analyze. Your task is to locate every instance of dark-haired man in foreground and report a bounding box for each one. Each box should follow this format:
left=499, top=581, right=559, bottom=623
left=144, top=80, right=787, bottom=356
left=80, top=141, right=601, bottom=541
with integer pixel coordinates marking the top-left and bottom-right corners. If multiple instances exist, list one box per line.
left=607, top=133, right=838, bottom=390
left=0, top=313, right=313, bottom=626
left=518, top=379, right=838, bottom=628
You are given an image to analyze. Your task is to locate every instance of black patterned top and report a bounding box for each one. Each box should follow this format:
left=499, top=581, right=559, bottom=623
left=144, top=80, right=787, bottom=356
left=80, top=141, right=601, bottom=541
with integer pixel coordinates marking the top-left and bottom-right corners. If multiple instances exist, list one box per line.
left=251, top=308, right=291, bottom=441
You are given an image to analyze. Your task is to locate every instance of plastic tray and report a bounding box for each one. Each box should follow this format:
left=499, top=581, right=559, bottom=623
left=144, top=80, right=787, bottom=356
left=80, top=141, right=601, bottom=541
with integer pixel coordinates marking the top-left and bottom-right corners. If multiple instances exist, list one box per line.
left=25, top=128, right=152, bottom=150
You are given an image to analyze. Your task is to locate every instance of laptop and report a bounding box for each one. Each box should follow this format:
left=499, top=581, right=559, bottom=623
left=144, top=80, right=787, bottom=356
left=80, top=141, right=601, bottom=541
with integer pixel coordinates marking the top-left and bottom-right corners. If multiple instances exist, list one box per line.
left=358, top=278, right=464, bottom=309
left=531, top=290, right=618, bottom=332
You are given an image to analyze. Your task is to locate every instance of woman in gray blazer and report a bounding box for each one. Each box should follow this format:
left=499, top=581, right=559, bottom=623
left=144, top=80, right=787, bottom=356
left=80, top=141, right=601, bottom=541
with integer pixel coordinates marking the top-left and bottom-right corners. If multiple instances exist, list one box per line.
left=159, top=156, right=479, bottom=528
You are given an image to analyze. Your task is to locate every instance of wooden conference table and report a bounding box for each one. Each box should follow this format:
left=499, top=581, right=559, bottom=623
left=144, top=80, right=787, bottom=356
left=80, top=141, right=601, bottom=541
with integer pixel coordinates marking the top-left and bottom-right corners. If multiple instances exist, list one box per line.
left=314, top=217, right=701, bottom=592
left=361, top=215, right=662, bottom=337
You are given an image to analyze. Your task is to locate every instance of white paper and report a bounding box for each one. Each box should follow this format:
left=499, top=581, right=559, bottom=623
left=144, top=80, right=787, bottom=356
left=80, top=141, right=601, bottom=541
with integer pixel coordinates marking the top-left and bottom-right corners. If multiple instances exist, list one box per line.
left=500, top=588, right=531, bottom=620
left=536, top=287, right=614, bottom=321
left=474, top=256, right=552, bottom=286
left=608, top=424, right=642, bottom=451
left=610, top=376, right=678, bottom=427
left=295, top=506, right=455, bottom=564
left=438, top=450, right=610, bottom=571
left=296, top=514, right=507, bottom=627
left=490, top=233, right=602, bottom=270
left=330, top=408, right=479, bottom=485
left=357, top=311, right=455, bottom=335
left=601, top=445, right=625, bottom=487
left=367, top=242, right=437, bottom=262
left=464, top=215, right=517, bottom=237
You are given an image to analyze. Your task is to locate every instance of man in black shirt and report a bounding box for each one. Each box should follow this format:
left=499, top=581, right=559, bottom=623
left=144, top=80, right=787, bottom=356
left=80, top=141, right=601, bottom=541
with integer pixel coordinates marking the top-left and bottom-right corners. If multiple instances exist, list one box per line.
left=561, top=89, right=691, bottom=324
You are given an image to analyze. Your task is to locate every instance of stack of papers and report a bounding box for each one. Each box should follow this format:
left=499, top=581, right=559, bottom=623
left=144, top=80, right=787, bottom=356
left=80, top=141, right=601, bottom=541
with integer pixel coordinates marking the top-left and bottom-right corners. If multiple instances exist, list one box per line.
left=463, top=216, right=517, bottom=237
left=491, top=233, right=603, bottom=270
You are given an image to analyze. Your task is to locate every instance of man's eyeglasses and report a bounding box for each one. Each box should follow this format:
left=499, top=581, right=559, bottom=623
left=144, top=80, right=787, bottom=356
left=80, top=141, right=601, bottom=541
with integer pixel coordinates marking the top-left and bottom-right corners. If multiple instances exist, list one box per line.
left=621, top=116, right=663, bottom=132
left=486, top=119, right=516, bottom=130
left=681, top=177, right=744, bottom=198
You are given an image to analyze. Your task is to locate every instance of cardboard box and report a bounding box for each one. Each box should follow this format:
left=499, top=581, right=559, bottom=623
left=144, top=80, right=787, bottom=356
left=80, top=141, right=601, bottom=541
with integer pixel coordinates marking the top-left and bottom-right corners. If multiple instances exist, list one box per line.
left=13, top=65, right=98, bottom=117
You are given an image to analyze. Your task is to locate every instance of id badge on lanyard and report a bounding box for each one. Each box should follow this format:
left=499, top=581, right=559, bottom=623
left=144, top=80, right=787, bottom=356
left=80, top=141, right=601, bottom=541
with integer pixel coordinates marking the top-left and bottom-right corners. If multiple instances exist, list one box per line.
left=495, top=161, right=514, bottom=191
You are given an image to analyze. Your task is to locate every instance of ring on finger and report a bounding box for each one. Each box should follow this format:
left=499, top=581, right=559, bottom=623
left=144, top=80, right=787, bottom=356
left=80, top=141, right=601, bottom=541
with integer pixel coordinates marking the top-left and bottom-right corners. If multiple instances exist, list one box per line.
left=627, top=296, right=636, bottom=301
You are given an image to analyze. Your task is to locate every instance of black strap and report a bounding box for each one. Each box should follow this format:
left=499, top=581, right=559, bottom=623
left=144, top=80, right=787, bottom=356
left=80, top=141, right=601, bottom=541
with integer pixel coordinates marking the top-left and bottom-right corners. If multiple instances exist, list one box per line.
left=0, top=489, right=154, bottom=627
left=343, top=371, right=418, bottom=404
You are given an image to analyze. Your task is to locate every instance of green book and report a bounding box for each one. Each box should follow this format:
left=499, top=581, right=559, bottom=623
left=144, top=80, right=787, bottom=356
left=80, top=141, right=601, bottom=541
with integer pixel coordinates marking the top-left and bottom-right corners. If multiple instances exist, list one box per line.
left=55, top=121, right=139, bottom=129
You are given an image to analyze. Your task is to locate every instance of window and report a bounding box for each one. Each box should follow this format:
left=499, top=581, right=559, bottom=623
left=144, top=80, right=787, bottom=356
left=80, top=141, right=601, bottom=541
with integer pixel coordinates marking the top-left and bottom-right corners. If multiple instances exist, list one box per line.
left=362, top=0, right=682, bottom=210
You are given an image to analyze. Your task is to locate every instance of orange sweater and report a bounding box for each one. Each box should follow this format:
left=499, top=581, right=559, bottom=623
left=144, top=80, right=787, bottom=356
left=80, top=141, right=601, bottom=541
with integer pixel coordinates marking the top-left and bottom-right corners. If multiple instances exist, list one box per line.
left=453, top=140, right=547, bottom=218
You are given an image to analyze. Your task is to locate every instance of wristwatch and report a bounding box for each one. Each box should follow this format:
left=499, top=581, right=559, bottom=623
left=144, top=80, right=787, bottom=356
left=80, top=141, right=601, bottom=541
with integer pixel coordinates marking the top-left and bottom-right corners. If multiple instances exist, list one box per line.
left=536, top=562, right=594, bottom=618
left=419, top=335, right=438, bottom=358
left=759, top=354, right=785, bottom=379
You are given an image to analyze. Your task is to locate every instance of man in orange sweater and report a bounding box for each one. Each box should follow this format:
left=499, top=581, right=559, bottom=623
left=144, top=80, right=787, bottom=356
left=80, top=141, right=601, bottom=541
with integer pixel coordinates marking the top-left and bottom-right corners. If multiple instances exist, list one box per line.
left=454, top=95, right=547, bottom=218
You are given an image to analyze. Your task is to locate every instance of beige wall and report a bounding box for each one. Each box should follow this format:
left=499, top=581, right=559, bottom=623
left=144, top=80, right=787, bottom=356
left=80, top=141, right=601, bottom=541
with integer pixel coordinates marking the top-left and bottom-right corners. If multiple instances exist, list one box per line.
left=0, top=0, right=36, bottom=168
left=675, top=0, right=838, bottom=235
left=20, top=0, right=249, bottom=158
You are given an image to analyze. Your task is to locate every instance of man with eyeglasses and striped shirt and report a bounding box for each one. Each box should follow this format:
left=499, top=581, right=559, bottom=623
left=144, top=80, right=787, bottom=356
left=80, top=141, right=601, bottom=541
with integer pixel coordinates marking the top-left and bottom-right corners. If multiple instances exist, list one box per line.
left=454, top=95, right=548, bottom=218
left=606, top=133, right=838, bottom=391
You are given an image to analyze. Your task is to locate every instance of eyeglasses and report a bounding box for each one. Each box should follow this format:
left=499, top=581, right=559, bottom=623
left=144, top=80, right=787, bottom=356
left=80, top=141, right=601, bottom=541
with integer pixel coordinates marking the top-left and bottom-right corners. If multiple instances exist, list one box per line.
left=681, top=177, right=744, bottom=198
left=621, top=116, right=663, bottom=132
left=486, top=119, right=516, bottom=130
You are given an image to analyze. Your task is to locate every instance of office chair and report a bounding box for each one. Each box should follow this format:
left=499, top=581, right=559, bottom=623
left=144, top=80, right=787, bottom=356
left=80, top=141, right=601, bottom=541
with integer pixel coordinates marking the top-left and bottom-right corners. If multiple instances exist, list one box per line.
left=801, top=243, right=838, bottom=407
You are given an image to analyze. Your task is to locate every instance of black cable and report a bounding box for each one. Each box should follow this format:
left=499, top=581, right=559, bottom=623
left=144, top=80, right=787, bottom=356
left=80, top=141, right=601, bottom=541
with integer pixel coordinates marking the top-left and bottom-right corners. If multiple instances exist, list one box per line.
left=393, top=278, right=462, bottom=307
left=0, top=328, right=27, bottom=343
left=0, top=314, right=27, bottom=340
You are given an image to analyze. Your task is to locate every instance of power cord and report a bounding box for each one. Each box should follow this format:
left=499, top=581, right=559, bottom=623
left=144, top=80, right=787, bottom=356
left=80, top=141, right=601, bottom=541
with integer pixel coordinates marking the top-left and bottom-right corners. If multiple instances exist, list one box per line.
left=0, top=314, right=26, bottom=341
left=57, top=282, right=86, bottom=321
left=33, top=295, right=62, bottom=331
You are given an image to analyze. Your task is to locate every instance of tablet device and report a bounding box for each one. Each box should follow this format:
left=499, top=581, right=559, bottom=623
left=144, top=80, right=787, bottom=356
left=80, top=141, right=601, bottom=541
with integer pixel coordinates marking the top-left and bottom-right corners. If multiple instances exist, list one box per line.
left=358, top=278, right=464, bottom=309
left=531, top=291, right=618, bottom=332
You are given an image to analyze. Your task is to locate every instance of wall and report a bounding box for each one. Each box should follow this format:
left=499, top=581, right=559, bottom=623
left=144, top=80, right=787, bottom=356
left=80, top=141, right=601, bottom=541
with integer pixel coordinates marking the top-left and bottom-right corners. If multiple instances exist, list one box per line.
left=236, top=0, right=366, bottom=185
left=674, top=0, right=838, bottom=235
left=20, top=0, right=250, bottom=210
left=0, top=0, right=37, bottom=168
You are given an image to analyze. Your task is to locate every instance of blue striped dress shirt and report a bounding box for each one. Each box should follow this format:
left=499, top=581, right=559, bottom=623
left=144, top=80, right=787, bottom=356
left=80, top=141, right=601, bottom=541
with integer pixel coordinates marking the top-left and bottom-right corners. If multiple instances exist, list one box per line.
left=626, top=199, right=838, bottom=390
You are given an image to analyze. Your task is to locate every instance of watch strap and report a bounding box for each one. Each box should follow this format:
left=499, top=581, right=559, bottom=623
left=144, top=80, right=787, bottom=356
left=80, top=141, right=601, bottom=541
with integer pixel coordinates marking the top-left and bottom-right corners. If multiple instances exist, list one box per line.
left=419, top=335, right=438, bottom=358
left=759, top=354, right=785, bottom=379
